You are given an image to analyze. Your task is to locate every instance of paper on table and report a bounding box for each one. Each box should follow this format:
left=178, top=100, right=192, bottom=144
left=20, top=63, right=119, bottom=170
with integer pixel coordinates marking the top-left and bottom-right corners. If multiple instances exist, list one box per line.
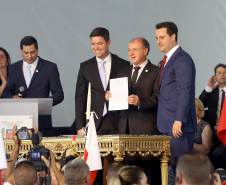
left=109, top=77, right=128, bottom=111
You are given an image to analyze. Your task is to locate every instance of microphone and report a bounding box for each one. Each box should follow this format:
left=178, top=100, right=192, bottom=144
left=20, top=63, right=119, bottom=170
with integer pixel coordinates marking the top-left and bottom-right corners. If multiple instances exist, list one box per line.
left=18, top=86, right=25, bottom=97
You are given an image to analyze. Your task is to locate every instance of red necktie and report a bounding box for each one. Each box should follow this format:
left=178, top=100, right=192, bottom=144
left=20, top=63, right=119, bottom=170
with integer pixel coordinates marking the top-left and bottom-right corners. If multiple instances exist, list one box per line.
left=159, top=55, right=167, bottom=84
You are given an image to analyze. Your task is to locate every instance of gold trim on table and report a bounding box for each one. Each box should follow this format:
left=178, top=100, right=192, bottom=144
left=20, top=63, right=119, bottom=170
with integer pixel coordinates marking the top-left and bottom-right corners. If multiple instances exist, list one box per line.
left=4, top=135, right=171, bottom=185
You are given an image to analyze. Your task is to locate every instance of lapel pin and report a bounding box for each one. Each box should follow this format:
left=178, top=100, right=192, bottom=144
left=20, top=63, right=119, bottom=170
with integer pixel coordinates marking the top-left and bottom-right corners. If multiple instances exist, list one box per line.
left=145, top=70, right=148, bottom=72
left=36, top=70, right=38, bottom=72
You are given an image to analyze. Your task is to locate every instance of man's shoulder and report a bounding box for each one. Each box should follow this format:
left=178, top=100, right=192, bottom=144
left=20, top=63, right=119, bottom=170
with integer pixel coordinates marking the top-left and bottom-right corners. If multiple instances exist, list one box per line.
left=10, top=60, right=23, bottom=68
left=147, top=60, right=159, bottom=71
left=175, top=47, right=193, bottom=62
left=80, top=56, right=96, bottom=66
left=111, top=53, right=129, bottom=65
left=38, top=57, right=57, bottom=67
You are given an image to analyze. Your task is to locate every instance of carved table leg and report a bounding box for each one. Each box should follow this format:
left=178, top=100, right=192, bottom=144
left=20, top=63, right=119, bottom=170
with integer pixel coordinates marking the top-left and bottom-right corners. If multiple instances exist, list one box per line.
left=113, top=152, right=124, bottom=162
left=160, top=154, right=169, bottom=185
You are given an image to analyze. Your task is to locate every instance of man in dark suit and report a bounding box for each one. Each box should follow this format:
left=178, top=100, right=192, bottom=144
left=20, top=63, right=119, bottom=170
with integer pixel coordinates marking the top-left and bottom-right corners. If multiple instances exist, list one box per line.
left=155, top=22, right=196, bottom=173
left=199, top=63, right=226, bottom=130
left=75, top=27, right=129, bottom=136
left=75, top=27, right=129, bottom=185
left=199, top=63, right=226, bottom=169
left=2, top=36, right=64, bottom=136
left=115, top=37, right=159, bottom=135
left=105, top=38, right=161, bottom=185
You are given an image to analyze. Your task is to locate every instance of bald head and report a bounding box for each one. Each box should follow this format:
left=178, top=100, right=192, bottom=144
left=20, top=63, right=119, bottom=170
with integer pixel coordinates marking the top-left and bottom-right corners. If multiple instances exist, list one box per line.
left=14, top=161, right=37, bottom=185
left=65, top=159, right=90, bottom=185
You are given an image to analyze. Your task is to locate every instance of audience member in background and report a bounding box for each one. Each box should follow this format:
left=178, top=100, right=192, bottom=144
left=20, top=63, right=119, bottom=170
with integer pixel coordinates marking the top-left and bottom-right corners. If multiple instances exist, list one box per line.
left=107, top=161, right=126, bottom=185
left=199, top=63, right=226, bottom=130
left=176, top=150, right=214, bottom=185
left=14, top=161, right=37, bottom=185
left=199, top=63, right=226, bottom=170
left=0, top=47, right=11, bottom=97
left=64, top=159, right=90, bottom=185
left=194, top=98, right=212, bottom=154
left=109, top=166, right=148, bottom=185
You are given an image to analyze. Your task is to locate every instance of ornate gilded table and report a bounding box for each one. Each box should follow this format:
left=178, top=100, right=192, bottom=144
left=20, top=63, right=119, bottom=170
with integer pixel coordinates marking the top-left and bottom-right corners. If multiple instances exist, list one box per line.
left=4, top=135, right=171, bottom=185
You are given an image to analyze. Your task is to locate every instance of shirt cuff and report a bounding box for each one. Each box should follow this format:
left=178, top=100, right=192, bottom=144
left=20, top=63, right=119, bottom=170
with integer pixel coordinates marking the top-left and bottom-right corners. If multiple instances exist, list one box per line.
left=3, top=182, right=12, bottom=185
left=205, top=86, right=213, bottom=93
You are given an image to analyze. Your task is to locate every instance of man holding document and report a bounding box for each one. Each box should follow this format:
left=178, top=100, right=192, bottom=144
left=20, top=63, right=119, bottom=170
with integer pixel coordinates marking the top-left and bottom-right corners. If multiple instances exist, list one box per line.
left=75, top=27, right=129, bottom=136
left=106, top=37, right=160, bottom=135
left=106, top=37, right=161, bottom=185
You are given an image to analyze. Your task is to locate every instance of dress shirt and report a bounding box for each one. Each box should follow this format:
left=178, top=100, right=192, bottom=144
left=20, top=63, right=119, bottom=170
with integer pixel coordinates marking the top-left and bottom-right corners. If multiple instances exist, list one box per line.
left=164, top=45, right=180, bottom=66
left=205, top=85, right=226, bottom=123
left=131, top=60, right=148, bottom=82
left=96, top=53, right=111, bottom=87
left=23, top=57, right=39, bottom=80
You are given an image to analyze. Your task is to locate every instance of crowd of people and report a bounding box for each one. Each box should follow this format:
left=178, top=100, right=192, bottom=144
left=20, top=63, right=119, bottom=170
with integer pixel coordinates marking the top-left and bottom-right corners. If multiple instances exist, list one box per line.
left=1, top=20, right=226, bottom=185
left=2, top=130, right=225, bottom=185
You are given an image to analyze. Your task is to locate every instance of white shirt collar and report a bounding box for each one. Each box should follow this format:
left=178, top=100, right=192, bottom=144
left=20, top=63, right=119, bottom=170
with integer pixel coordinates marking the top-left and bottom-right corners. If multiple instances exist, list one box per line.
left=23, top=57, right=39, bottom=67
left=96, top=53, right=111, bottom=63
left=133, top=59, right=148, bottom=69
left=166, top=45, right=180, bottom=61
left=219, top=86, right=226, bottom=92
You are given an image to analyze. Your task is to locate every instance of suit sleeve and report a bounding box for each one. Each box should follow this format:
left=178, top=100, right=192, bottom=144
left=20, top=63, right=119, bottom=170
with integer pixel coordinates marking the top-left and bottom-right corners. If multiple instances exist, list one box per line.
left=199, top=89, right=210, bottom=108
left=49, top=64, right=64, bottom=106
left=174, top=56, right=195, bottom=123
left=2, top=66, right=15, bottom=98
left=139, top=71, right=159, bottom=110
left=75, top=64, right=88, bottom=131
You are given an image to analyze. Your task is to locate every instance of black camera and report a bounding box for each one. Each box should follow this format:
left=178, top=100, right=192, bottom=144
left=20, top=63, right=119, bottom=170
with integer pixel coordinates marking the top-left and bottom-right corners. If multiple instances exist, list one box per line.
left=29, top=145, right=50, bottom=171
left=28, top=133, right=50, bottom=172
left=215, top=168, right=226, bottom=183
left=17, top=127, right=30, bottom=140
left=17, top=127, right=34, bottom=140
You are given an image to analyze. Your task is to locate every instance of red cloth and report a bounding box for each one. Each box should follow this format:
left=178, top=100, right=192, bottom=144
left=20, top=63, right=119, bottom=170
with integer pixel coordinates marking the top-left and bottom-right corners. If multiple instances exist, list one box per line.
left=159, top=55, right=167, bottom=85
left=217, top=99, right=226, bottom=146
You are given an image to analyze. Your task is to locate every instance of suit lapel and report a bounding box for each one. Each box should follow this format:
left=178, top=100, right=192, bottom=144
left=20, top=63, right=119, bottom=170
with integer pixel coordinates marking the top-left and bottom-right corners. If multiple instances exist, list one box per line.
left=135, top=61, right=152, bottom=89
left=128, top=65, right=133, bottom=94
left=107, top=54, right=117, bottom=90
left=18, top=60, right=27, bottom=88
left=28, top=57, right=43, bottom=89
left=159, top=46, right=181, bottom=86
left=91, top=57, right=106, bottom=93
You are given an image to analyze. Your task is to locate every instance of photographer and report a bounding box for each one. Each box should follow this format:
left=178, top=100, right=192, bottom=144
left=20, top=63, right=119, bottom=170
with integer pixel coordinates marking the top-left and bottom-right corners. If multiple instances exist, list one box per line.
left=4, top=126, right=21, bottom=185
left=41, top=149, right=64, bottom=185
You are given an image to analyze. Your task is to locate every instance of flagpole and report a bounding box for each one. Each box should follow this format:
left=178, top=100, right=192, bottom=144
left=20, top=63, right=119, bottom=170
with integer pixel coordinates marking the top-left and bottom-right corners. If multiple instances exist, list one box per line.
left=86, top=82, right=91, bottom=124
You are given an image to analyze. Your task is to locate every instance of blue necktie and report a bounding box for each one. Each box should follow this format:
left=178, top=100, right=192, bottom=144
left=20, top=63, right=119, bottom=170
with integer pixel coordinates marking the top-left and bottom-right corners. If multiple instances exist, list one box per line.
left=100, top=61, right=107, bottom=116
left=221, top=89, right=225, bottom=111
left=26, top=64, right=32, bottom=87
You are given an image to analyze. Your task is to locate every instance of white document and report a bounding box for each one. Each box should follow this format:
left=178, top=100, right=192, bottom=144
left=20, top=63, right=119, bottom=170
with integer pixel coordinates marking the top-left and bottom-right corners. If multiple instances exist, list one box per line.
left=109, top=77, right=128, bottom=111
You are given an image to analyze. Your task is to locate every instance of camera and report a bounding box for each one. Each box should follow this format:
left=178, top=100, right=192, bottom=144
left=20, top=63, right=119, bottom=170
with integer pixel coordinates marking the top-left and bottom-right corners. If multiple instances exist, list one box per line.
left=215, top=168, right=226, bottom=182
left=29, top=145, right=50, bottom=171
left=17, top=127, right=34, bottom=140
left=17, top=127, right=30, bottom=140
left=28, top=132, right=50, bottom=172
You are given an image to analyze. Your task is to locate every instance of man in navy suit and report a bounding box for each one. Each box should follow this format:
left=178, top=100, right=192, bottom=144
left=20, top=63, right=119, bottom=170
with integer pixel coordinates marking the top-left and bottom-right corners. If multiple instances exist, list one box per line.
left=2, top=36, right=64, bottom=136
left=155, top=22, right=196, bottom=173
